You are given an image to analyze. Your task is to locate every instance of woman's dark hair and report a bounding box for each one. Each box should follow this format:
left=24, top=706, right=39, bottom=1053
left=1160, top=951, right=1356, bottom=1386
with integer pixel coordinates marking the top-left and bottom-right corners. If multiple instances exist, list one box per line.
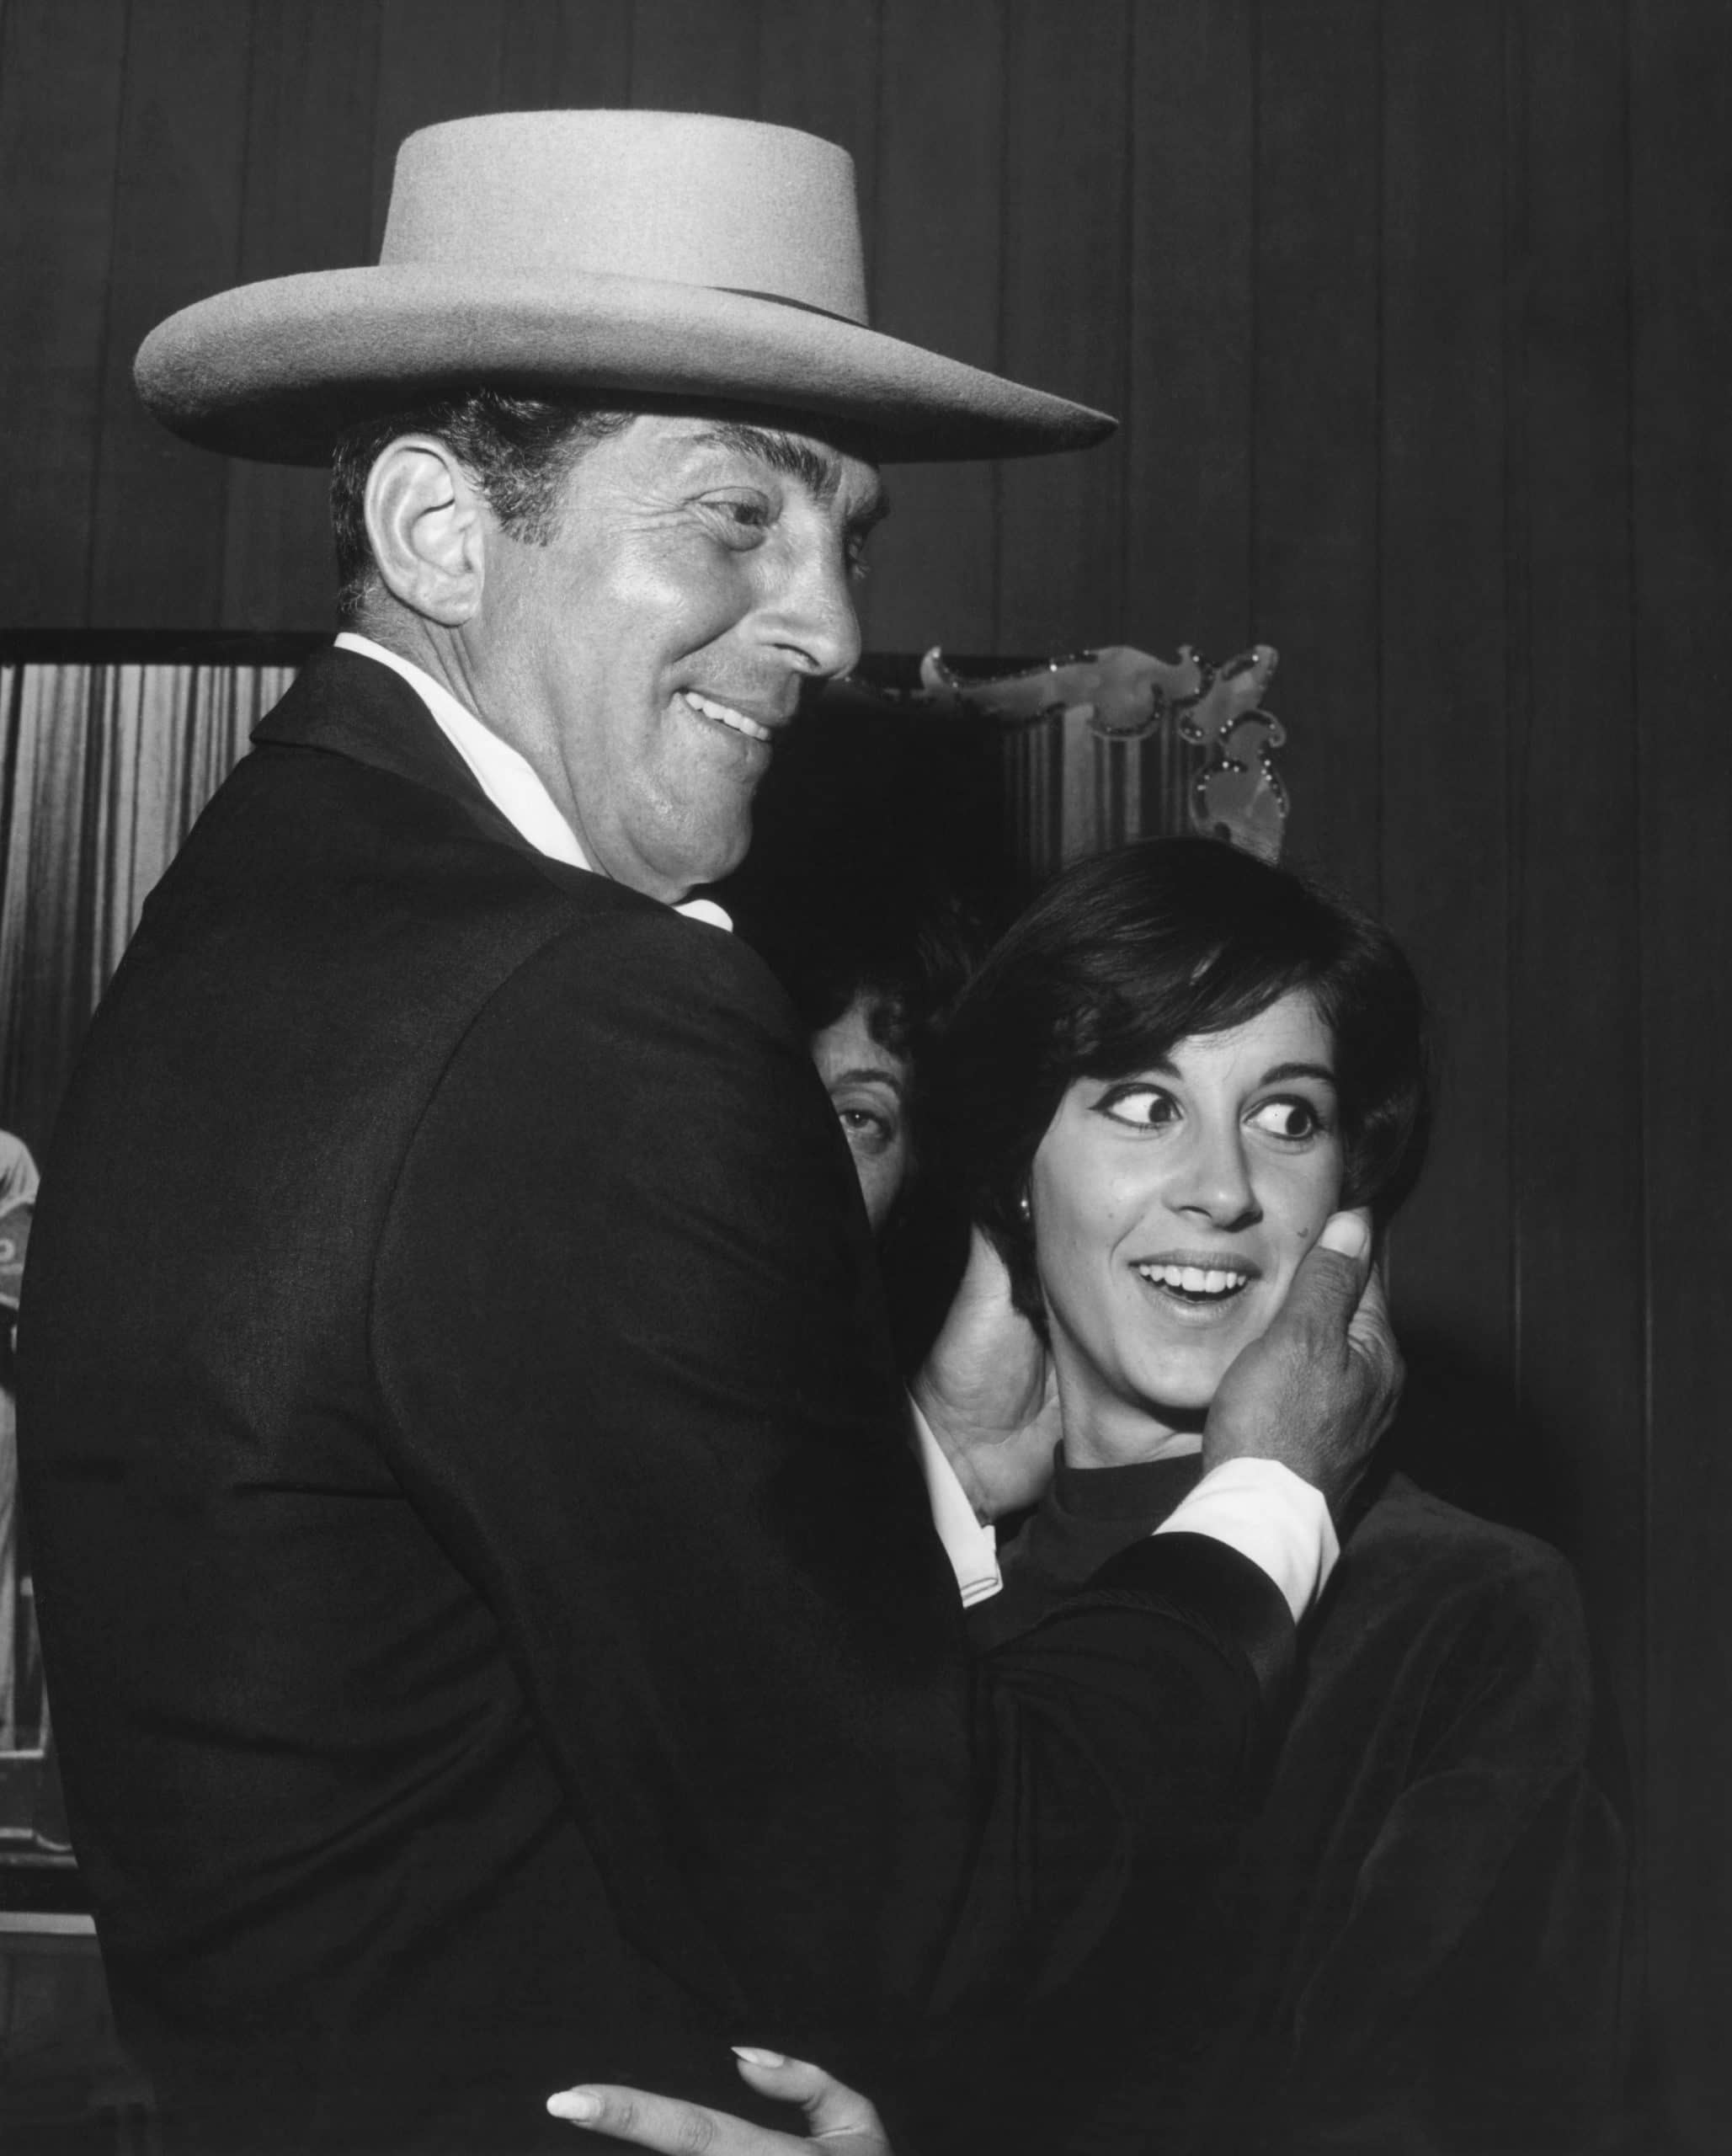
left=766, top=883, right=989, bottom=1070
left=329, top=388, right=633, bottom=622
left=933, top=837, right=1432, bottom=1322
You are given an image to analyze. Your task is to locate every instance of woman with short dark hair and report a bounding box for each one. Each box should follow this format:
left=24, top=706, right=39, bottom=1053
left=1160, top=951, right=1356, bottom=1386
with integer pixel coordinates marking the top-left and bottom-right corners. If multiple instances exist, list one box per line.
left=935, top=838, right=1622, bottom=2155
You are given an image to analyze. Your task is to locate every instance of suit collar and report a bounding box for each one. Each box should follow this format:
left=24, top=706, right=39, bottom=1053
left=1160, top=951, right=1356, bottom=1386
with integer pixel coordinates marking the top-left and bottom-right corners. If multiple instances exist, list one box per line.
left=253, top=643, right=496, bottom=819
left=253, top=647, right=735, bottom=931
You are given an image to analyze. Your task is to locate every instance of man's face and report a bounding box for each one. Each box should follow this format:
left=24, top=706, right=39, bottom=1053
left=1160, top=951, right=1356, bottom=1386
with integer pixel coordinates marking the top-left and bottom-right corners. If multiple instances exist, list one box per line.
left=465, top=412, right=885, bottom=900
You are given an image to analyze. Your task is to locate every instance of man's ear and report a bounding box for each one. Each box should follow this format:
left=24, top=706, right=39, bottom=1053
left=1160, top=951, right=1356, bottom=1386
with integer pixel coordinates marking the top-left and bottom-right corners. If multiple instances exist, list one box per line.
left=364, top=435, right=488, bottom=624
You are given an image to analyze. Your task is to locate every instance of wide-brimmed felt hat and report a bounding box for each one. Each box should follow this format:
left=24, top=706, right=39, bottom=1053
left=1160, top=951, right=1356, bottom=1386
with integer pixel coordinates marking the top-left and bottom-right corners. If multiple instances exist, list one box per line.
left=134, top=109, right=1115, bottom=466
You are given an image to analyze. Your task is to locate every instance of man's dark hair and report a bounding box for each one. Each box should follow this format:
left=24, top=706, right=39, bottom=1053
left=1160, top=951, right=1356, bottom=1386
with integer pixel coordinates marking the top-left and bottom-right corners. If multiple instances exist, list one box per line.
left=931, top=836, right=1433, bottom=1325
left=329, top=388, right=634, bottom=622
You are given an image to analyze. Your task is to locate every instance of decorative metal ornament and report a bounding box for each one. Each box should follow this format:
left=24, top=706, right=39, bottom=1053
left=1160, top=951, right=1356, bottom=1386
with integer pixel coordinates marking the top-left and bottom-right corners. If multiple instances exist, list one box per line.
left=914, top=641, right=1289, bottom=866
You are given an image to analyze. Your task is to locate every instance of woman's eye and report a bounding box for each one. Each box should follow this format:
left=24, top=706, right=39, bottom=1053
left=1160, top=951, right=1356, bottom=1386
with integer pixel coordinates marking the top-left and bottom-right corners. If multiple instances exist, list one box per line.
left=1096, top=1086, right=1177, bottom=1129
left=1247, top=1097, right=1327, bottom=1140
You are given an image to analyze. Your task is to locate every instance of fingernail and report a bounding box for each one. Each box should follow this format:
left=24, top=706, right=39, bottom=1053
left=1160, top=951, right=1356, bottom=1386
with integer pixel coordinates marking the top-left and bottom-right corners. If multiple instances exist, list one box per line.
left=732, top=2046, right=788, bottom=2068
left=1319, top=1211, right=1371, bottom=1260
left=546, top=2090, right=601, bottom=2121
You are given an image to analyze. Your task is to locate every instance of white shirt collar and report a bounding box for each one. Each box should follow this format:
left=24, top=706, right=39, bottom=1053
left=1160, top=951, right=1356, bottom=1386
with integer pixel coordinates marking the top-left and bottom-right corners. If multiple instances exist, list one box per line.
left=334, top=633, right=731, bottom=931
left=908, top=1398, right=1003, bottom=1609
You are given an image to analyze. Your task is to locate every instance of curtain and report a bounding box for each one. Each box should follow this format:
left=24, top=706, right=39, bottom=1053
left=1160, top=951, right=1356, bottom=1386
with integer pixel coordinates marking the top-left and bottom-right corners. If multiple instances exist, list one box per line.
left=0, top=662, right=293, bottom=1158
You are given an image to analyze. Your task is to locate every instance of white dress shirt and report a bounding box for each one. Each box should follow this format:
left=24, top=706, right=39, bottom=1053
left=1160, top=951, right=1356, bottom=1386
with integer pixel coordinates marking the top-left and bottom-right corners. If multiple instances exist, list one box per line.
left=334, top=636, right=1335, bottom=1623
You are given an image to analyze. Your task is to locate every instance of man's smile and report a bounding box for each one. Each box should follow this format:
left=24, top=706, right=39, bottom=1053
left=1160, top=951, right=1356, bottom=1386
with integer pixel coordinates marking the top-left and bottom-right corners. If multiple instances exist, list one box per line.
left=679, top=686, right=776, bottom=744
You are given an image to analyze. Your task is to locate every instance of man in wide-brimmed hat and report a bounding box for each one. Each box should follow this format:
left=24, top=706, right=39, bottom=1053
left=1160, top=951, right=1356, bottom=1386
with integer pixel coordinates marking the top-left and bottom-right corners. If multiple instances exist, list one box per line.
left=19, top=112, right=1394, bottom=2154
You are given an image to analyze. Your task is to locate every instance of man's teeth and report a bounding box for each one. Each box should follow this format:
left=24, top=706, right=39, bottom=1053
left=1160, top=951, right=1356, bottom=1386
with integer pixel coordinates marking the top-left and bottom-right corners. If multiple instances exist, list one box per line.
left=1135, top=1262, right=1250, bottom=1297
left=682, top=690, right=770, bottom=742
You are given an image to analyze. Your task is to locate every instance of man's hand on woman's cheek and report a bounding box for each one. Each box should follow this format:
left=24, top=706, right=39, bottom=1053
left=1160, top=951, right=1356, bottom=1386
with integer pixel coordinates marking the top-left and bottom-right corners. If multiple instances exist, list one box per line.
left=912, top=1227, right=1062, bottom=1520
left=1201, top=1207, right=1404, bottom=1517
left=548, top=2049, right=892, bottom=2154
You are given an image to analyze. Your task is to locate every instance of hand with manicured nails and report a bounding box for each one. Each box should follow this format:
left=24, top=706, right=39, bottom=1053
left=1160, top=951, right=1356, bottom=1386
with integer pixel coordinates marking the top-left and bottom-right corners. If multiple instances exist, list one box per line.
left=911, top=1227, right=1061, bottom=1522
left=548, top=2049, right=892, bottom=2154
left=1202, top=1207, right=1404, bottom=1517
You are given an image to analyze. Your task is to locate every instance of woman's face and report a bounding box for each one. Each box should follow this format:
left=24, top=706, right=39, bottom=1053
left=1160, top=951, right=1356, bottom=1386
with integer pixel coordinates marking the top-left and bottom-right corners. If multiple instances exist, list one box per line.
left=1029, top=989, right=1344, bottom=1464
left=811, top=995, right=914, bottom=1235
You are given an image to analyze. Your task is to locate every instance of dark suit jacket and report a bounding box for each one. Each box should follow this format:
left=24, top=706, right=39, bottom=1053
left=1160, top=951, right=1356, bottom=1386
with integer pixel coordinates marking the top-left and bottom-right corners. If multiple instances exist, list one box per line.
left=19, top=648, right=1292, bottom=2155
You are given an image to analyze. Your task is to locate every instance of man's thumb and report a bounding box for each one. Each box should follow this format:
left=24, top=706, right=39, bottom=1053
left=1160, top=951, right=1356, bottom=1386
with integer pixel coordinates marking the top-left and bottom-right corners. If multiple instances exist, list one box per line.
left=1317, top=1209, right=1372, bottom=1262
left=1279, top=1209, right=1373, bottom=1326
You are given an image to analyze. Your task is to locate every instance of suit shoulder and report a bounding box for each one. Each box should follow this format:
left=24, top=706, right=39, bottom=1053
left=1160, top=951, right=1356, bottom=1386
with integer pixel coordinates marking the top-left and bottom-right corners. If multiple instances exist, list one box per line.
left=541, top=901, right=791, bottom=1009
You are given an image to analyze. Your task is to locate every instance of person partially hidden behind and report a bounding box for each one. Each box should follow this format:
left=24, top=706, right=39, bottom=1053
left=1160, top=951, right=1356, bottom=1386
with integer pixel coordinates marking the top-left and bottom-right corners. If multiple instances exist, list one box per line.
left=20, top=114, right=1402, bottom=2156
left=734, top=862, right=991, bottom=1371
left=551, top=840, right=1623, bottom=2155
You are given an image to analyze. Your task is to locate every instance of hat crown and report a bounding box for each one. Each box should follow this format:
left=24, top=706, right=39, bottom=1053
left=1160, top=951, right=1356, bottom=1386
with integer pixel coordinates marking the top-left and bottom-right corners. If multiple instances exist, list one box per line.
left=381, top=109, right=870, bottom=327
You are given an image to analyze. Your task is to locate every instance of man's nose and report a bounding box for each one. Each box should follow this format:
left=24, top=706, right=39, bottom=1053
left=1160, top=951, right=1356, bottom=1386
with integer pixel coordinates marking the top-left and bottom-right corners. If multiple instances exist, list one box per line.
left=763, top=538, right=861, bottom=681
left=1166, top=1123, right=1261, bottom=1231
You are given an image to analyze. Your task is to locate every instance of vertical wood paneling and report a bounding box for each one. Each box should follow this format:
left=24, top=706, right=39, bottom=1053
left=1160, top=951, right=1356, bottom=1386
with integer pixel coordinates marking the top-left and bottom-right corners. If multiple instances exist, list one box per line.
left=1123, top=0, right=1255, bottom=657
left=868, top=0, right=1005, bottom=653
left=1631, top=3, right=1732, bottom=2144
left=222, top=0, right=383, bottom=631
left=497, top=0, right=632, bottom=109
left=87, top=0, right=253, bottom=627
left=0, top=0, right=129, bottom=627
left=1506, top=0, right=1645, bottom=1748
left=757, top=0, right=879, bottom=215
left=1251, top=0, right=1383, bottom=907
left=995, top=0, right=1132, bottom=654
left=629, top=0, right=760, bottom=116
left=1377, top=3, right=1514, bottom=1412
left=370, top=0, right=509, bottom=250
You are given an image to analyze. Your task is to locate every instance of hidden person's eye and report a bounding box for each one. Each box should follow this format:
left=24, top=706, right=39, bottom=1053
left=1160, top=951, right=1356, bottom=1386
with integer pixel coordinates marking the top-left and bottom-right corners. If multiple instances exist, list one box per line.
left=836, top=1105, right=896, bottom=1157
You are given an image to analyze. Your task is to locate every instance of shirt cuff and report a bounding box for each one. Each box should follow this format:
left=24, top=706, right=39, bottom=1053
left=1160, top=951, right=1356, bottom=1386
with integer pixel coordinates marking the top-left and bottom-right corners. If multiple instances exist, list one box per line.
left=1154, top=1457, right=1339, bottom=1623
left=908, top=1397, right=1003, bottom=1607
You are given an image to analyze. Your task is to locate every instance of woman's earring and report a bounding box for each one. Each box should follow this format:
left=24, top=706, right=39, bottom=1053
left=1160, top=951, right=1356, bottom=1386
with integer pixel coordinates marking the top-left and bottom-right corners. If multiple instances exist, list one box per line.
left=1018, top=1192, right=1031, bottom=1222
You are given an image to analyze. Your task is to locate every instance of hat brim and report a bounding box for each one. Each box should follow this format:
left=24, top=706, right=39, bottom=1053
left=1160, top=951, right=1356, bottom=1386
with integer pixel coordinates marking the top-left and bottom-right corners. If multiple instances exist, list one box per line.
left=133, top=265, right=1116, bottom=466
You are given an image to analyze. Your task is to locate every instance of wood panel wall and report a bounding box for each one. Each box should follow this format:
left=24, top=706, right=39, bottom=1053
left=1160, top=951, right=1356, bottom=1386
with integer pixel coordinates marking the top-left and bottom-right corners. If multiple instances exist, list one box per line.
left=1, top=2, right=1728, bottom=2145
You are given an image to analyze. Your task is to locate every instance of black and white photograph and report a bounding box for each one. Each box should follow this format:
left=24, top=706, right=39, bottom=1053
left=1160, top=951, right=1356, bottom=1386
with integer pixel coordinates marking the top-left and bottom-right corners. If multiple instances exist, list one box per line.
left=0, top=4, right=1724, bottom=2153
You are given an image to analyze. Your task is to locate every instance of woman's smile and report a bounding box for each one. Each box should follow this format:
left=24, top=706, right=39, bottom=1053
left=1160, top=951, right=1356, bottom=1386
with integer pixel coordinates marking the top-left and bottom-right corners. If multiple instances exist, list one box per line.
left=1128, top=1247, right=1265, bottom=1321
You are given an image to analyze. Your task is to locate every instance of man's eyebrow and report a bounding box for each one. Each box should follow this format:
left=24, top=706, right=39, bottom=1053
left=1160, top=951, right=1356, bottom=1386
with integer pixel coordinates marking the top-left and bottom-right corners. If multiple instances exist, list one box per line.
left=692, top=421, right=888, bottom=526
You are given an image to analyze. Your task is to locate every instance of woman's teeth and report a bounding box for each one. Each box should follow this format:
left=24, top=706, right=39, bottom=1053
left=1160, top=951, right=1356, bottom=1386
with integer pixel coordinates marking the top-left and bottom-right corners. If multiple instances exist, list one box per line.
left=682, top=689, right=770, bottom=742
left=1134, top=1262, right=1250, bottom=1300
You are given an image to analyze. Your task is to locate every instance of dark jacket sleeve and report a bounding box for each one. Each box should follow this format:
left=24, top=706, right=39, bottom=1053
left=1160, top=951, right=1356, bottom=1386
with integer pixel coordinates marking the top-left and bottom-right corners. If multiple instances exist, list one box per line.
left=368, top=906, right=1292, bottom=2086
